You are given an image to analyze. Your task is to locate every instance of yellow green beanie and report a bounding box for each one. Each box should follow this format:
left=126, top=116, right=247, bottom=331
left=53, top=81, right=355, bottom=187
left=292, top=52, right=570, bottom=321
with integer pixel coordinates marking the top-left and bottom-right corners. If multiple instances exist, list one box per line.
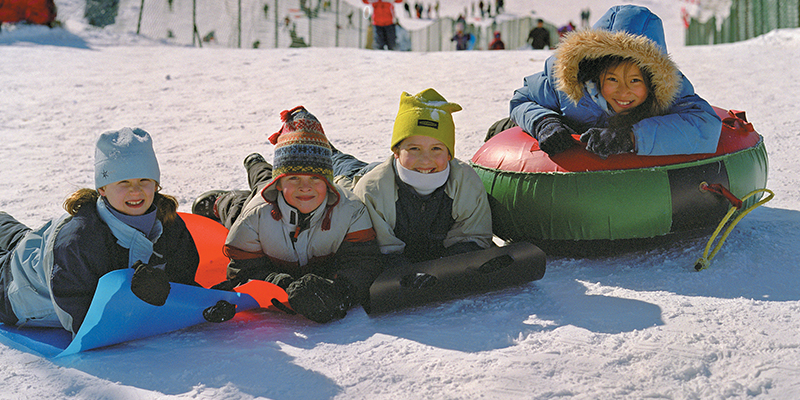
left=391, top=88, right=462, bottom=158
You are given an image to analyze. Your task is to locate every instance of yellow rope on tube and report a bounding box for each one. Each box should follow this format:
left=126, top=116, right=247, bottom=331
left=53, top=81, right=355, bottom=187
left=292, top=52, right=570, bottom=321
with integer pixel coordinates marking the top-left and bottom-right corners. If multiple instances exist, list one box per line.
left=695, top=188, right=774, bottom=271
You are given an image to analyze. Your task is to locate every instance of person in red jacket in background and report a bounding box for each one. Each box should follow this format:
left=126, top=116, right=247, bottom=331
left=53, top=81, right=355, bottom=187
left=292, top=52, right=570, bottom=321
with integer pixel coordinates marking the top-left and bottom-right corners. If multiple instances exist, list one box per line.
left=489, top=31, right=505, bottom=50
left=363, top=0, right=402, bottom=50
left=0, top=0, right=57, bottom=27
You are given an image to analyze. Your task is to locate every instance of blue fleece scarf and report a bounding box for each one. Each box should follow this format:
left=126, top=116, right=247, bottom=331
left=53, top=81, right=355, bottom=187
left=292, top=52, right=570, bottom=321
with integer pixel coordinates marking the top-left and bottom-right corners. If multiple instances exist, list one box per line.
left=96, top=197, right=163, bottom=268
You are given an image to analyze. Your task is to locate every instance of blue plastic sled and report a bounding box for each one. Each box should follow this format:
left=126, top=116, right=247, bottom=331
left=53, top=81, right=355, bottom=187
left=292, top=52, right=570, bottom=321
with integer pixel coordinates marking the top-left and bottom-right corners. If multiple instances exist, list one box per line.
left=0, top=269, right=260, bottom=358
left=0, top=213, right=287, bottom=357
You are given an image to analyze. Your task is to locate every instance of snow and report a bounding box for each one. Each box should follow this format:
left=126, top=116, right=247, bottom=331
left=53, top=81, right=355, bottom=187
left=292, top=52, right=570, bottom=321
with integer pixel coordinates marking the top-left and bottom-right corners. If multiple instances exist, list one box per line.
left=2, top=0, right=800, bottom=398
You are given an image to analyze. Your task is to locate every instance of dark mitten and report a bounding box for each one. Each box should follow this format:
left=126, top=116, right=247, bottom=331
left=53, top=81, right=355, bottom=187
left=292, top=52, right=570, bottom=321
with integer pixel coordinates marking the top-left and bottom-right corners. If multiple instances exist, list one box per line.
left=285, top=274, right=355, bottom=323
left=212, top=259, right=273, bottom=291
left=580, top=127, right=635, bottom=159
left=532, top=117, right=578, bottom=156
left=130, top=261, right=171, bottom=306
left=203, top=300, right=237, bottom=323
left=265, top=272, right=294, bottom=290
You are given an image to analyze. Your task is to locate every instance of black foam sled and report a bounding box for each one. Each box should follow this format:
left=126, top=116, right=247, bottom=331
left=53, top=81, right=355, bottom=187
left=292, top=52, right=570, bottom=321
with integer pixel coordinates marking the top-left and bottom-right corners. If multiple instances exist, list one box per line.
left=367, top=241, right=546, bottom=314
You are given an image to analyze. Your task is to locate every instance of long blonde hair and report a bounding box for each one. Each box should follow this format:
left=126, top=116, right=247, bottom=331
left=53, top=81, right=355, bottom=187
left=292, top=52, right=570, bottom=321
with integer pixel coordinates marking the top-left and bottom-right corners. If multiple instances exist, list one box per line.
left=63, top=187, right=180, bottom=226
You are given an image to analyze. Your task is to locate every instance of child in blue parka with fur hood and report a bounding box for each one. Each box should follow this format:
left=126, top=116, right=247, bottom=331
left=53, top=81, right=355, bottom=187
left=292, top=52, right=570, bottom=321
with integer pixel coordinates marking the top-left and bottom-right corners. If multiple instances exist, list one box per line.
left=509, top=5, right=722, bottom=158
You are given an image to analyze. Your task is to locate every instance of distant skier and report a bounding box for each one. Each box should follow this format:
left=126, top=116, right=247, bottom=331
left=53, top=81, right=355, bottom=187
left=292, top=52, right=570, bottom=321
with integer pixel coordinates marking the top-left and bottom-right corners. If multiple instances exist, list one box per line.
left=527, top=19, right=551, bottom=49
left=489, top=31, right=505, bottom=50
left=0, top=0, right=57, bottom=28
left=451, top=25, right=473, bottom=50
left=364, top=0, right=403, bottom=50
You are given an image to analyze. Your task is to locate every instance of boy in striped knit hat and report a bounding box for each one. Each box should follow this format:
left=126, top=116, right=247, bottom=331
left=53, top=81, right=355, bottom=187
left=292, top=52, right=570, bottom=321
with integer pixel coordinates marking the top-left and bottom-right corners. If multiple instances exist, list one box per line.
left=196, top=106, right=383, bottom=323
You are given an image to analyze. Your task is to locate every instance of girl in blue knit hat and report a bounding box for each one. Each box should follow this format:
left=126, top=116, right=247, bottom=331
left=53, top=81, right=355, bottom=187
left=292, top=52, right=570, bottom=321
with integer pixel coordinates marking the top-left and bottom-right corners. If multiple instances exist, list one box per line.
left=0, top=128, right=199, bottom=334
left=196, top=106, right=383, bottom=324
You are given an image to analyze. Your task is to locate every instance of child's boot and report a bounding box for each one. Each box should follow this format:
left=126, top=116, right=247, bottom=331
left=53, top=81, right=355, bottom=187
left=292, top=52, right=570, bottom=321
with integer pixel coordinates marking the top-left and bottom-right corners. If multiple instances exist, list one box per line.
left=192, top=190, right=227, bottom=222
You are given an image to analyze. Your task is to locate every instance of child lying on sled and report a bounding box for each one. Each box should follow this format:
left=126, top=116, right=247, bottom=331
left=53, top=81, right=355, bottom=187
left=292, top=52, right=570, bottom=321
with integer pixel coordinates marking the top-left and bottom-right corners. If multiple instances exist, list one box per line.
left=0, top=128, right=199, bottom=334
left=198, top=107, right=383, bottom=324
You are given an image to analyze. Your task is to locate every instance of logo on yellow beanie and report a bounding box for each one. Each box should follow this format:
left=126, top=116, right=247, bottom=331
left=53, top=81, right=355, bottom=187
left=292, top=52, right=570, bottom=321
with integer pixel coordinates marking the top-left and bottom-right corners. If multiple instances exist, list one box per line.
left=417, top=119, right=439, bottom=129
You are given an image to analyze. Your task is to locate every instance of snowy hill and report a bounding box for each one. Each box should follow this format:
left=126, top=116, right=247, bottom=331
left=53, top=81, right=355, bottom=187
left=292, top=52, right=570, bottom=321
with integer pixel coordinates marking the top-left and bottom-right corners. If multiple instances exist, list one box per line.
left=2, top=0, right=800, bottom=398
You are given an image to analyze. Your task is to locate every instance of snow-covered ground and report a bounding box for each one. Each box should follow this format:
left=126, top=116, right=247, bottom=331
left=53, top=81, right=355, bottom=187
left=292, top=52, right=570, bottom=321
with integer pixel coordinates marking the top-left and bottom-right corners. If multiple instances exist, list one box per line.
left=2, top=0, right=800, bottom=398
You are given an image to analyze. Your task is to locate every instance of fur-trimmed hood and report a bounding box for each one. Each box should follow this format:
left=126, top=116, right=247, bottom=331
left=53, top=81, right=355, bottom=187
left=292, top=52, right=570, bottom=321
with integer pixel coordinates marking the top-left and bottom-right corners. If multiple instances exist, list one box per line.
left=554, top=5, right=681, bottom=114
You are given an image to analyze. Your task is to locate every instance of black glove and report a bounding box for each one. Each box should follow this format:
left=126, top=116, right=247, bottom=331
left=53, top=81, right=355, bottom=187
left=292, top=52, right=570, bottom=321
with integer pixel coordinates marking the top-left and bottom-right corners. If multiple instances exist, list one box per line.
left=130, top=261, right=171, bottom=306
left=265, top=272, right=294, bottom=290
left=203, top=300, right=237, bottom=323
left=580, top=127, right=635, bottom=159
left=531, top=116, right=578, bottom=156
left=211, top=270, right=294, bottom=291
left=210, top=259, right=278, bottom=291
left=285, top=274, right=356, bottom=323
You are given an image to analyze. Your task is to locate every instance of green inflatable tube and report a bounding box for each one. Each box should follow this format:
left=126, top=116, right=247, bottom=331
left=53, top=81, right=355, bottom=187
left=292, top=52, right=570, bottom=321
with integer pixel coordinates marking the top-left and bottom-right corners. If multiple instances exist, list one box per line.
left=470, top=108, right=768, bottom=256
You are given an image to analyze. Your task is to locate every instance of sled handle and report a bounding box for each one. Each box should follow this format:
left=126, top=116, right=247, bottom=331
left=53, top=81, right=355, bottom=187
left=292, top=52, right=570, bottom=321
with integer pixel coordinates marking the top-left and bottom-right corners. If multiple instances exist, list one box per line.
left=695, top=187, right=774, bottom=271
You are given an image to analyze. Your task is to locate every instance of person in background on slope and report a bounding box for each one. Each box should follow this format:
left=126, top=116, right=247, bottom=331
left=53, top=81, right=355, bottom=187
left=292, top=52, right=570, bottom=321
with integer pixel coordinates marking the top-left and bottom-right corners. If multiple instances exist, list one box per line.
left=580, top=7, right=591, bottom=29
left=330, top=88, right=494, bottom=271
left=194, top=107, right=383, bottom=323
left=557, top=21, right=576, bottom=39
left=508, top=5, right=722, bottom=158
left=0, top=0, right=57, bottom=29
left=451, top=24, right=473, bottom=50
left=527, top=19, right=551, bottom=50
left=364, top=0, right=403, bottom=50
left=0, top=128, right=199, bottom=334
left=489, top=31, right=505, bottom=50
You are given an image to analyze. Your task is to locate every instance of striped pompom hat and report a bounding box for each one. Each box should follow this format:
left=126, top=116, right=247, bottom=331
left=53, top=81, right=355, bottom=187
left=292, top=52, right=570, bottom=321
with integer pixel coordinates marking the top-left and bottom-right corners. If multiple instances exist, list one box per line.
left=262, top=106, right=339, bottom=221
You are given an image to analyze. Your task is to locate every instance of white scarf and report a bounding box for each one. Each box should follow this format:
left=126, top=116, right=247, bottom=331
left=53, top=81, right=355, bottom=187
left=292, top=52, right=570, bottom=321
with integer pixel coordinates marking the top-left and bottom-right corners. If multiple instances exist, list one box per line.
left=395, top=159, right=450, bottom=196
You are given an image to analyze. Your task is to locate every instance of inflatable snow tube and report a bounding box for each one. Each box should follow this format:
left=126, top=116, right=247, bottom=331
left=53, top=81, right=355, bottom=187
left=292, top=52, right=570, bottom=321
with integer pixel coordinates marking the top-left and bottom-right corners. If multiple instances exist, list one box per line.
left=368, top=241, right=546, bottom=315
left=470, top=107, right=769, bottom=256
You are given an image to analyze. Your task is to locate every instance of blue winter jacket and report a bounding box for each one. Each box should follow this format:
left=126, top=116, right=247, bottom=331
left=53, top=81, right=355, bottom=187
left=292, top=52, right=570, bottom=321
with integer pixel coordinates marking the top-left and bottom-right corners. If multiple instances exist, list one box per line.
left=3, top=204, right=199, bottom=334
left=509, top=5, right=722, bottom=156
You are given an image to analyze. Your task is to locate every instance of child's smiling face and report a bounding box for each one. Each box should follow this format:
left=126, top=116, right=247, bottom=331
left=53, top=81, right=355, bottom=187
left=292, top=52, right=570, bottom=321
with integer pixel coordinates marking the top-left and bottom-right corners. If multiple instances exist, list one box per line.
left=98, top=178, right=156, bottom=216
left=393, top=135, right=451, bottom=174
left=277, top=174, right=328, bottom=214
left=600, top=61, right=650, bottom=114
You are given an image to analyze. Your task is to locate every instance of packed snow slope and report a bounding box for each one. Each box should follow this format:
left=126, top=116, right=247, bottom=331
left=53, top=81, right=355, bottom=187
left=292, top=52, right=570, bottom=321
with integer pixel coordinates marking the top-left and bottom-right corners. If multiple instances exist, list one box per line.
left=2, top=0, right=800, bottom=399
